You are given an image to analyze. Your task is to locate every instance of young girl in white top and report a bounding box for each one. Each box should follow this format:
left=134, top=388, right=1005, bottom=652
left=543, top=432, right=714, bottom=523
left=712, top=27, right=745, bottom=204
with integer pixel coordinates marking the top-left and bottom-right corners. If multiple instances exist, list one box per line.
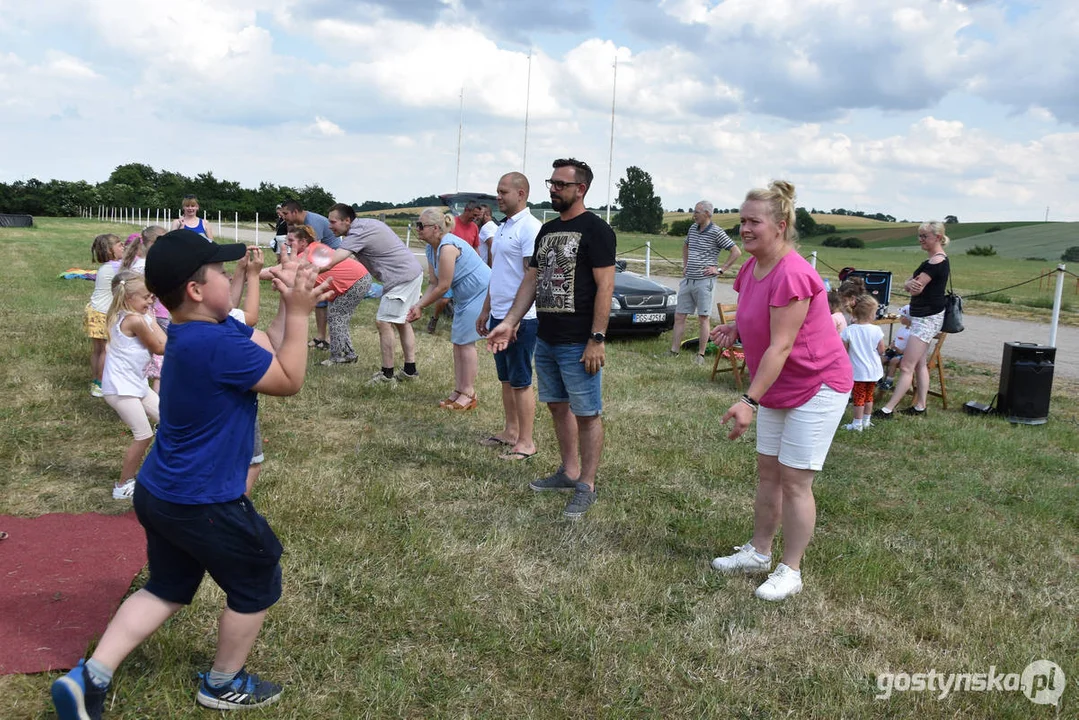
left=84, top=233, right=125, bottom=397
left=102, top=271, right=167, bottom=499
left=840, top=294, right=886, bottom=431
left=120, top=226, right=168, bottom=391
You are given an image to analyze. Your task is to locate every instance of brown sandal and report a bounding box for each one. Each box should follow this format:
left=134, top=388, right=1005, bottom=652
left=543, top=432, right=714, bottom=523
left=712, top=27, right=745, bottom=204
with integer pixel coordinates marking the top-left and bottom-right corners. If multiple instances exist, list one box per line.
left=439, top=390, right=463, bottom=408
left=446, top=393, right=477, bottom=412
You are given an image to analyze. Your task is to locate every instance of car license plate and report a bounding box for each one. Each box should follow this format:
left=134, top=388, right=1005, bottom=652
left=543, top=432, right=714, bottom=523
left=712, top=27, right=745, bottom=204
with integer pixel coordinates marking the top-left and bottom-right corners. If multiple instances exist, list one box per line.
left=633, top=313, right=666, bottom=323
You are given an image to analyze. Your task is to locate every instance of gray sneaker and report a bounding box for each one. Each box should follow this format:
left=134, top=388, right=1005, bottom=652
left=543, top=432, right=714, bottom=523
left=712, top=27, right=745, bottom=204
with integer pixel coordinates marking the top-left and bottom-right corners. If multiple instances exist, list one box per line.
left=529, top=467, right=577, bottom=492
left=563, top=482, right=597, bottom=519
left=395, top=368, right=420, bottom=381
left=366, top=371, right=398, bottom=387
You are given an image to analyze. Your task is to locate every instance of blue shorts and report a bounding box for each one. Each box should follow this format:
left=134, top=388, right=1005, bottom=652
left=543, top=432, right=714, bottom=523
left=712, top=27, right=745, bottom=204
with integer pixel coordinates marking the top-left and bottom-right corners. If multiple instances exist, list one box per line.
left=534, top=338, right=603, bottom=417
left=133, top=484, right=283, bottom=614
left=491, top=316, right=538, bottom=389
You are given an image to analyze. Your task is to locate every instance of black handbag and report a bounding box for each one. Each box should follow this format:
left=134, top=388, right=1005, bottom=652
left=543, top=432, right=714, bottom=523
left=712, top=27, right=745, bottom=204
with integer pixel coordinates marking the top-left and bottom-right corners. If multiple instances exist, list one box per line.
left=941, top=276, right=964, bottom=334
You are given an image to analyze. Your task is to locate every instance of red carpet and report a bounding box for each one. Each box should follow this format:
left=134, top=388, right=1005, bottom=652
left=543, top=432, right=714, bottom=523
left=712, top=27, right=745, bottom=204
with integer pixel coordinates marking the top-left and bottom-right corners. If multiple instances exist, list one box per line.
left=0, top=512, right=147, bottom=675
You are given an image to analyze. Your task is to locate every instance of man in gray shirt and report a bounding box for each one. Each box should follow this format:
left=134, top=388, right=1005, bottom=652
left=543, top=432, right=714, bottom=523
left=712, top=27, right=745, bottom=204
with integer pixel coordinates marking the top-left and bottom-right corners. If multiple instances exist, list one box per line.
left=669, top=201, right=740, bottom=363
left=326, top=204, right=424, bottom=385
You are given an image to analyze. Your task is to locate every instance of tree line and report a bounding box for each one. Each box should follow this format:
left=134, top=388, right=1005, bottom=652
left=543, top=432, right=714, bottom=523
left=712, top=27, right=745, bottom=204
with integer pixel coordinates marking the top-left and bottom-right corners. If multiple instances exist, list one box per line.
left=0, top=163, right=343, bottom=221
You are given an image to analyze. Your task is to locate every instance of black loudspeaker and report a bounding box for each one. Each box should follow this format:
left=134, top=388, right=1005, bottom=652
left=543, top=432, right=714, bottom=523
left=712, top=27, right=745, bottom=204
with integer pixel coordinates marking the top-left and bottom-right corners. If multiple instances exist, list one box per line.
left=997, top=342, right=1055, bottom=425
left=846, top=270, right=892, bottom=309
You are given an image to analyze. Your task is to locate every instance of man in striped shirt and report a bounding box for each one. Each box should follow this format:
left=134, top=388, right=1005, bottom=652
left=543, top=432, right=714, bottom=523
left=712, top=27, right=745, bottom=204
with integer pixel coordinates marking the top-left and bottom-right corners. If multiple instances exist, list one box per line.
left=669, top=201, right=741, bottom=363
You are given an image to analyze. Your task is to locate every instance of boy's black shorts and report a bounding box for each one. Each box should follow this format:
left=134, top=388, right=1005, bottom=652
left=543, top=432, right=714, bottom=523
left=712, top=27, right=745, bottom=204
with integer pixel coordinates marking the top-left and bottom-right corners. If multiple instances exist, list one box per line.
left=133, top=483, right=283, bottom=614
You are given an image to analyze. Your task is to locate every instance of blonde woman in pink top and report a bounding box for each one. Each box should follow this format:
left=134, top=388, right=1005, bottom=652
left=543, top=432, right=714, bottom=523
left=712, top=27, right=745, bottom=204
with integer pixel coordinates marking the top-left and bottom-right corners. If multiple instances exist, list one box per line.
left=708, top=181, right=853, bottom=602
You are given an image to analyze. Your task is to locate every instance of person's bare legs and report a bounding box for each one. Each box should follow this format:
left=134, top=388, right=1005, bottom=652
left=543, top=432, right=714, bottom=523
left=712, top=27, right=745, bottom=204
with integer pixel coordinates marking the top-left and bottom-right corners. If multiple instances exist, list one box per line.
left=314, top=306, right=328, bottom=343
left=376, top=321, right=397, bottom=369
left=395, top=321, right=416, bottom=364
left=749, top=454, right=783, bottom=557
left=510, top=386, right=537, bottom=456
left=91, top=338, right=106, bottom=383
left=575, top=414, right=604, bottom=489
left=697, top=315, right=711, bottom=354
left=881, top=336, right=929, bottom=412
left=119, top=437, right=153, bottom=484
left=669, top=313, right=688, bottom=353
left=495, top=383, right=519, bottom=444
left=211, top=608, right=269, bottom=674
left=453, top=343, right=478, bottom=400
left=548, top=402, right=581, bottom=480
left=912, top=354, right=930, bottom=410
left=777, top=465, right=816, bottom=570
left=89, top=589, right=183, bottom=671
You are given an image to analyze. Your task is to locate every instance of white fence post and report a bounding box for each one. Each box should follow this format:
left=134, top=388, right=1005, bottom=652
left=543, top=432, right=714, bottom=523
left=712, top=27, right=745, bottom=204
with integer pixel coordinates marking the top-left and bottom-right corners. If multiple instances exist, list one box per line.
left=405, top=225, right=411, bottom=248
left=234, top=212, right=239, bottom=241
left=645, top=241, right=651, bottom=278
left=255, top=212, right=260, bottom=246
left=810, top=251, right=818, bottom=269
left=1049, top=264, right=1066, bottom=347
left=217, top=211, right=222, bottom=236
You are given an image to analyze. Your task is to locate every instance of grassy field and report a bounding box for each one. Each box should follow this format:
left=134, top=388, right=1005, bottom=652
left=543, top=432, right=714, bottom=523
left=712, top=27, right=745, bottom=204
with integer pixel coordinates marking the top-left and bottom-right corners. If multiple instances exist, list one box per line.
left=2, top=219, right=1076, bottom=718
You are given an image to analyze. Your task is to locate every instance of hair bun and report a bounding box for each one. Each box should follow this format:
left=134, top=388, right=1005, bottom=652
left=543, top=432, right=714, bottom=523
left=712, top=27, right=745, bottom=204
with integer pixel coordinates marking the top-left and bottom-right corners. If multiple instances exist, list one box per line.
left=769, top=180, right=796, bottom=202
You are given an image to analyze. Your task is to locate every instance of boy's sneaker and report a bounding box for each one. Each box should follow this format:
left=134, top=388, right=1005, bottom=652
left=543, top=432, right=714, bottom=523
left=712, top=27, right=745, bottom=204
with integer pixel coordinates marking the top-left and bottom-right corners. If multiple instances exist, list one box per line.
left=529, top=467, right=577, bottom=492
left=51, top=659, right=107, bottom=720
left=90, top=381, right=104, bottom=398
left=711, top=543, right=771, bottom=574
left=842, top=422, right=863, bottom=432
left=196, top=668, right=282, bottom=710
left=755, top=563, right=803, bottom=601
left=880, top=379, right=894, bottom=390
left=563, top=482, right=597, bottom=519
left=112, top=478, right=135, bottom=500
left=366, top=371, right=397, bottom=387
left=395, top=368, right=420, bottom=381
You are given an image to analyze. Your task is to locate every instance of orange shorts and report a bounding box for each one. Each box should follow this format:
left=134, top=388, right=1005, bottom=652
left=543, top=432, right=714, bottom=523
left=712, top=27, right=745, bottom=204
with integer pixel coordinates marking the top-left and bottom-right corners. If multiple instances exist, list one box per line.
left=851, top=381, right=877, bottom=407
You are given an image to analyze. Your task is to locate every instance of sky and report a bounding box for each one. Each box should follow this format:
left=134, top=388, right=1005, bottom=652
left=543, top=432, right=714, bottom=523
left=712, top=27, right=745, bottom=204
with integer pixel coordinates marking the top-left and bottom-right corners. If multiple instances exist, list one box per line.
left=1, top=0, right=1077, bottom=222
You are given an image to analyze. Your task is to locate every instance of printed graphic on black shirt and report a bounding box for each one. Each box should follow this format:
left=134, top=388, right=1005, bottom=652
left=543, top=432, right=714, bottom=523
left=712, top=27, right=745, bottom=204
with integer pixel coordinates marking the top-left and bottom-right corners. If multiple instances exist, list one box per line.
left=536, top=231, right=581, bottom=314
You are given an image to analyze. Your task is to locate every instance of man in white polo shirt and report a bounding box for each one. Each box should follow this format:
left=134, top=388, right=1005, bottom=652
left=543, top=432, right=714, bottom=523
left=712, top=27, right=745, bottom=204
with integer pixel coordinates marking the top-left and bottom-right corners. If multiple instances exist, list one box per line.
left=476, top=172, right=542, bottom=460
left=669, top=200, right=741, bottom=363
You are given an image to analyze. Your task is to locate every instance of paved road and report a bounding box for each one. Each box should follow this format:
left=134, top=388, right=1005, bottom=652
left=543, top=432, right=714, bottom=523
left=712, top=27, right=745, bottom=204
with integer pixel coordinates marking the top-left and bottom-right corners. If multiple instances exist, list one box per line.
left=220, top=226, right=1078, bottom=380
left=651, top=274, right=1079, bottom=380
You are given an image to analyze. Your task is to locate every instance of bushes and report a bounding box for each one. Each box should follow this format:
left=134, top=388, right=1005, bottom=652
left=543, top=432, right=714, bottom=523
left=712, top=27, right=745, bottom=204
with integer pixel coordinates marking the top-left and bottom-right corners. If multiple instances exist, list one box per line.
left=822, top=236, right=864, bottom=248
left=1062, top=246, right=1079, bottom=262
left=668, top=219, right=693, bottom=236
left=967, top=245, right=997, bottom=256
left=984, top=226, right=1002, bottom=233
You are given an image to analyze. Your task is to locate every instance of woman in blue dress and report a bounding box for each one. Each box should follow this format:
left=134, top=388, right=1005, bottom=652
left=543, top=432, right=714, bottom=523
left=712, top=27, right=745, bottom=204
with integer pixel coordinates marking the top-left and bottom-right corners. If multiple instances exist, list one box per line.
left=407, top=208, right=492, bottom=411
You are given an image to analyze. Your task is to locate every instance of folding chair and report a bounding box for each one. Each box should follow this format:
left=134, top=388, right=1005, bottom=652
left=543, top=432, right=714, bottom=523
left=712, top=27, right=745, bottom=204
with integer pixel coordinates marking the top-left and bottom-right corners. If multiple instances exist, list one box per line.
left=910, top=332, right=949, bottom=409
left=709, top=303, right=746, bottom=391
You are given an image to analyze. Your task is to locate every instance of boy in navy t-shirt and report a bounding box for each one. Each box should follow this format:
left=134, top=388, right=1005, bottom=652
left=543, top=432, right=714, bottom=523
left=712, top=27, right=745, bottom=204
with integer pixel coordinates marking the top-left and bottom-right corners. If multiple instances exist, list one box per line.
left=51, top=229, right=330, bottom=719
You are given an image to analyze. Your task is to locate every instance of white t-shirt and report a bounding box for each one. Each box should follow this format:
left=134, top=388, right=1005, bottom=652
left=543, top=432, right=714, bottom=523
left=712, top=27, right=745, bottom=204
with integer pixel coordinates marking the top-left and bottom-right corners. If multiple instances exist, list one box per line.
left=841, top=322, right=885, bottom=382
left=489, top=209, right=541, bottom=320
left=478, top=220, right=498, bottom=265
left=102, top=311, right=152, bottom=397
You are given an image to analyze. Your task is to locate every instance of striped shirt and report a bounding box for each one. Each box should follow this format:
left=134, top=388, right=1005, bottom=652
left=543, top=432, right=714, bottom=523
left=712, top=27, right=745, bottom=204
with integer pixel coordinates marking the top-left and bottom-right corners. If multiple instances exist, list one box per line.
left=684, top=222, right=735, bottom=279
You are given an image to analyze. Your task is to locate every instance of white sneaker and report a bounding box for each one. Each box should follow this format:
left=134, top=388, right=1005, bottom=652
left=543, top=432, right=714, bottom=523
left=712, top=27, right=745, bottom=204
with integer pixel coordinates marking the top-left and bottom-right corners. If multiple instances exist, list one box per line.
left=755, top=563, right=803, bottom=601
left=693, top=353, right=705, bottom=366
left=863, top=419, right=873, bottom=429
left=842, top=422, right=863, bottom=432
left=90, top=381, right=104, bottom=398
left=366, top=371, right=398, bottom=387
left=711, top=543, right=771, bottom=574
left=112, top=478, right=136, bottom=500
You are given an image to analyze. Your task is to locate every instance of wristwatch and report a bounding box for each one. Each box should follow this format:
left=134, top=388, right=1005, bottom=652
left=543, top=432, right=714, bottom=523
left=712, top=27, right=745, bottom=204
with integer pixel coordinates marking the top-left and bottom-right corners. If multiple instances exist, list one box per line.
left=590, top=332, right=606, bottom=343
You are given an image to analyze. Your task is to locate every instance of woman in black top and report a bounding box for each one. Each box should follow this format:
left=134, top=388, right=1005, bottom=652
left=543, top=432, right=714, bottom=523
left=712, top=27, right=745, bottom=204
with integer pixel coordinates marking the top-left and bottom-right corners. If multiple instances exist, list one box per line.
left=874, top=221, right=950, bottom=418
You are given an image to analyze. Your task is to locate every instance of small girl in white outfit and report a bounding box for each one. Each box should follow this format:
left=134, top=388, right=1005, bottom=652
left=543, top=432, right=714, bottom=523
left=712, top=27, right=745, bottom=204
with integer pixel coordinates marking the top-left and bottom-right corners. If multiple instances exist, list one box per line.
left=102, top=271, right=167, bottom=499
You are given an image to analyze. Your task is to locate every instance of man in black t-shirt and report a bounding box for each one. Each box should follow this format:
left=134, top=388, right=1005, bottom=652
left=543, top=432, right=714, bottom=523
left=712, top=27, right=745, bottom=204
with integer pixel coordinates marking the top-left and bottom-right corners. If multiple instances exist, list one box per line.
left=486, top=158, right=615, bottom=520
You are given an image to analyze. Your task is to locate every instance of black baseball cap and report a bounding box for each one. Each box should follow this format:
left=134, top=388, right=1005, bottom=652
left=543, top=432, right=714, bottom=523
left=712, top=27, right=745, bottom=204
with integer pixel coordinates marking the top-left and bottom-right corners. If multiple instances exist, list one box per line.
left=145, top=229, right=247, bottom=297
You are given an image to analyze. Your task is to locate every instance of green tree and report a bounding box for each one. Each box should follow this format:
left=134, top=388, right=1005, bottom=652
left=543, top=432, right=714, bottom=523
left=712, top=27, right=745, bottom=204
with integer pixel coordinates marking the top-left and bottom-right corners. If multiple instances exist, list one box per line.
left=614, top=166, right=663, bottom=234
left=795, top=207, right=817, bottom=237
